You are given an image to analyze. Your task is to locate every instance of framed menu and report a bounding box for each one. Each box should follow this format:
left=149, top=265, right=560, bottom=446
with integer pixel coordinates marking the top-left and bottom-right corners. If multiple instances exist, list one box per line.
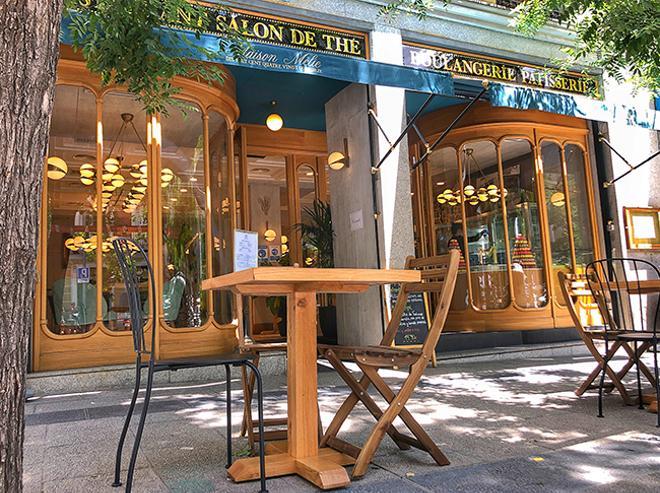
left=624, top=207, right=660, bottom=250
left=233, top=229, right=258, bottom=271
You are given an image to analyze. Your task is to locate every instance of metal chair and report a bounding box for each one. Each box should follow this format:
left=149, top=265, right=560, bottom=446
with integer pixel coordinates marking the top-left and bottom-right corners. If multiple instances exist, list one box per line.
left=110, top=238, right=268, bottom=492
left=558, top=272, right=647, bottom=404
left=586, top=258, right=659, bottom=426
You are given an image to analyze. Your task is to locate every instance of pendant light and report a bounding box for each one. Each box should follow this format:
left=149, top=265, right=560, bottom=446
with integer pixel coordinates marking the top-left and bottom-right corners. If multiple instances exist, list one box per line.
left=47, top=157, right=68, bottom=180
left=266, top=101, right=284, bottom=132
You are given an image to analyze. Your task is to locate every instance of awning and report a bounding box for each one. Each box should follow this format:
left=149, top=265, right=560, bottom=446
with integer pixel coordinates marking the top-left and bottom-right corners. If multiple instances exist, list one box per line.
left=59, top=20, right=454, bottom=98
left=488, top=82, right=660, bottom=131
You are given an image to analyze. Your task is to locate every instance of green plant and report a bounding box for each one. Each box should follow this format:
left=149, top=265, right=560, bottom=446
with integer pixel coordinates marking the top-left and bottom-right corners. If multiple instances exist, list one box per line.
left=64, top=0, right=249, bottom=114
left=294, top=200, right=335, bottom=268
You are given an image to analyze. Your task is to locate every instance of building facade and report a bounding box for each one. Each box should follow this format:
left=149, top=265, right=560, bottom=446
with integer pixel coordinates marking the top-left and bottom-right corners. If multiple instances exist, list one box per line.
left=33, top=0, right=659, bottom=372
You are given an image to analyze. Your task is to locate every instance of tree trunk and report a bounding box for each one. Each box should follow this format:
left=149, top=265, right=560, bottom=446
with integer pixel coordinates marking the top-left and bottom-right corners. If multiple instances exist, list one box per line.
left=0, top=1, right=63, bottom=491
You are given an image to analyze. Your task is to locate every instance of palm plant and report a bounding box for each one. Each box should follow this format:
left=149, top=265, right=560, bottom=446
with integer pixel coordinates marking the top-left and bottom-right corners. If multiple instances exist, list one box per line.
left=294, top=199, right=334, bottom=268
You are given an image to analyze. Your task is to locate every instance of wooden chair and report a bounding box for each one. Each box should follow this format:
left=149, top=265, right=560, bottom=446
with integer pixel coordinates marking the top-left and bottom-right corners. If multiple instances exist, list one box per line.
left=558, top=271, right=651, bottom=404
left=318, top=250, right=460, bottom=478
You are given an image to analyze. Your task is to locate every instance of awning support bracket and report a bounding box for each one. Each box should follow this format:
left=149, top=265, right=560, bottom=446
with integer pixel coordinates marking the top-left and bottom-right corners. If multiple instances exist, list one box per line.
left=600, top=135, right=660, bottom=188
left=369, top=93, right=436, bottom=172
left=411, top=83, right=488, bottom=172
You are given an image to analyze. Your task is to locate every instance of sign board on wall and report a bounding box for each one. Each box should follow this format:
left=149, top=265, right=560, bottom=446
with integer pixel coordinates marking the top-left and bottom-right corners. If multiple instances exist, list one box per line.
left=403, top=43, right=601, bottom=98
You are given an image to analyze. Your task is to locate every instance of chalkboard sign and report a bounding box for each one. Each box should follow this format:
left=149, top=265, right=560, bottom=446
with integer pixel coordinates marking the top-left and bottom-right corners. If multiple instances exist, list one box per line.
left=390, top=284, right=430, bottom=347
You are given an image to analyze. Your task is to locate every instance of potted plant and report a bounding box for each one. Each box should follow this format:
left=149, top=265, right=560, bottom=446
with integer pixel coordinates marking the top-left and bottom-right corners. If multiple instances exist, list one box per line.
left=294, top=200, right=337, bottom=343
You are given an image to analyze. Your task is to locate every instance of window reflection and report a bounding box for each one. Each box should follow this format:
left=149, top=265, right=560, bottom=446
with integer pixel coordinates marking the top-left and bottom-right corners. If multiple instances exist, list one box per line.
left=46, top=85, right=99, bottom=334
left=161, top=102, right=208, bottom=328
left=501, top=139, right=548, bottom=308
left=427, top=148, right=468, bottom=310
left=565, top=144, right=594, bottom=270
left=209, top=111, right=232, bottom=325
left=297, top=164, right=318, bottom=267
left=248, top=155, right=290, bottom=339
left=101, top=92, right=149, bottom=331
left=461, top=141, right=511, bottom=310
left=542, top=141, right=571, bottom=305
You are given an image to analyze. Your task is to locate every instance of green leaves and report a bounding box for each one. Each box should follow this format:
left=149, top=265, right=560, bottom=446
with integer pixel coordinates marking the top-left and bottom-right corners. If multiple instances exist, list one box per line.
left=513, top=0, right=660, bottom=93
left=63, top=0, right=249, bottom=115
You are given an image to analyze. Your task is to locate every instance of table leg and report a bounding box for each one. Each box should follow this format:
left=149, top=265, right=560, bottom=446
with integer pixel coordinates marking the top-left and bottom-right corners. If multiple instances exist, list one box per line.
left=288, top=290, right=350, bottom=489
left=229, top=290, right=351, bottom=490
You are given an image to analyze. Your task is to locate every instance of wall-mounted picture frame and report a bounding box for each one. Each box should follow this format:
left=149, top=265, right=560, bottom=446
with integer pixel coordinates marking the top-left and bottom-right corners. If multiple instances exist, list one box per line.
left=624, top=207, right=660, bottom=250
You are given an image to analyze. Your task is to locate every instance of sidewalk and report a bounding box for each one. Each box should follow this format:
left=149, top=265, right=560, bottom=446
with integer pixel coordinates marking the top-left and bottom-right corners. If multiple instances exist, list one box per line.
left=24, top=353, right=660, bottom=492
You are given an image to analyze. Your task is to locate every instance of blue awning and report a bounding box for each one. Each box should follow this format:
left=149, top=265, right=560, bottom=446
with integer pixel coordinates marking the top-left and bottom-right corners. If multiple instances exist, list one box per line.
left=488, top=82, right=660, bottom=131
left=59, top=20, right=454, bottom=98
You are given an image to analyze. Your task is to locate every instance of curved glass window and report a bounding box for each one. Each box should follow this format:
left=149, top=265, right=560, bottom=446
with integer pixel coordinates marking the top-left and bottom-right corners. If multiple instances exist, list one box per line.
left=461, top=141, right=510, bottom=310
left=102, top=92, right=149, bottom=331
left=46, top=85, right=99, bottom=334
left=209, top=110, right=233, bottom=325
left=542, top=141, right=572, bottom=305
left=502, top=139, right=548, bottom=308
left=427, top=148, right=468, bottom=310
left=161, top=103, right=208, bottom=328
left=565, top=144, right=594, bottom=270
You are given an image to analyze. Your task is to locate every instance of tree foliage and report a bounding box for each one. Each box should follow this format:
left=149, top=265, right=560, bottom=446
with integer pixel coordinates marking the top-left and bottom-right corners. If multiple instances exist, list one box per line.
left=382, top=0, right=660, bottom=93
left=64, top=0, right=248, bottom=114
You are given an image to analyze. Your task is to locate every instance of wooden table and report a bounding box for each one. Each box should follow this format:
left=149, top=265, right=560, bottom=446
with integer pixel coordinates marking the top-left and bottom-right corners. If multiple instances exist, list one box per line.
left=201, top=267, right=421, bottom=490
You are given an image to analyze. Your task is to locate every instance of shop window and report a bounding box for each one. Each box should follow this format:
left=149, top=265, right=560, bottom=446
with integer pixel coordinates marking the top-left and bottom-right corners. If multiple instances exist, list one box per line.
left=297, top=164, right=318, bottom=267
left=541, top=141, right=571, bottom=305
left=461, top=141, right=511, bottom=310
left=209, top=110, right=233, bottom=325
left=45, top=85, right=99, bottom=334
left=427, top=147, right=468, bottom=310
left=565, top=144, right=594, bottom=269
left=501, top=139, right=548, bottom=308
left=101, top=92, right=150, bottom=331
left=161, top=102, right=208, bottom=328
left=248, top=155, right=291, bottom=338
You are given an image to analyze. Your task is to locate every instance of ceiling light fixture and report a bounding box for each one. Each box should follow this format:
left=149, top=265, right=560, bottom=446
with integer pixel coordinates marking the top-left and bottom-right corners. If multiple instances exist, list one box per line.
left=266, top=100, right=283, bottom=132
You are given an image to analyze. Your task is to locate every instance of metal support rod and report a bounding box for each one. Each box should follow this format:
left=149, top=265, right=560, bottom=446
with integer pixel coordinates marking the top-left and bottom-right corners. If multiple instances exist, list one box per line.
left=604, top=148, right=660, bottom=188
left=599, top=135, right=634, bottom=170
left=368, top=108, right=394, bottom=147
left=371, top=93, right=436, bottom=170
left=411, top=85, right=488, bottom=171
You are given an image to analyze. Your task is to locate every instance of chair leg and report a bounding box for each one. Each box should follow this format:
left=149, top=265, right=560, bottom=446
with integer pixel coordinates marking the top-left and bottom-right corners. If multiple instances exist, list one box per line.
left=634, top=341, right=644, bottom=409
left=597, top=343, right=614, bottom=418
left=125, top=360, right=155, bottom=493
left=241, top=354, right=259, bottom=448
left=245, top=361, right=268, bottom=493
left=226, top=364, right=233, bottom=468
left=112, top=358, right=142, bottom=487
left=653, top=344, right=659, bottom=428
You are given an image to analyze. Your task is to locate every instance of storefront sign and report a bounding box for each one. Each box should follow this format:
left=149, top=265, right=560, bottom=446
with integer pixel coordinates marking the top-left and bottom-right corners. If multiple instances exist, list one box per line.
left=403, top=44, right=601, bottom=98
left=169, top=3, right=366, bottom=59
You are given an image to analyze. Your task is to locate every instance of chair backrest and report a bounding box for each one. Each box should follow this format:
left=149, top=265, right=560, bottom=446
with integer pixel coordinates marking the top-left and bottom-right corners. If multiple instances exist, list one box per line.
left=558, top=271, right=600, bottom=341
left=382, top=250, right=460, bottom=361
left=586, top=258, right=660, bottom=337
left=113, top=238, right=157, bottom=355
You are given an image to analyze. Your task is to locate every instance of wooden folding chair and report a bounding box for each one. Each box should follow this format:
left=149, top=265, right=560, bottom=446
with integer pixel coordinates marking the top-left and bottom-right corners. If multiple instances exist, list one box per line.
left=318, top=251, right=460, bottom=478
left=558, top=272, right=654, bottom=405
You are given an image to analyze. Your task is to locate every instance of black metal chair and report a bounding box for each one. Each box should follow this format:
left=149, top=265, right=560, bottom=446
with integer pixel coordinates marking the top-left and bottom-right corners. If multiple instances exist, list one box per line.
left=110, top=238, right=267, bottom=492
left=586, top=258, right=659, bottom=426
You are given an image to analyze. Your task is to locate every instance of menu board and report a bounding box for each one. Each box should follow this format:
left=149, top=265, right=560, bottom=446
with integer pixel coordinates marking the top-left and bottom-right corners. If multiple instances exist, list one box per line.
left=390, top=284, right=430, bottom=347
